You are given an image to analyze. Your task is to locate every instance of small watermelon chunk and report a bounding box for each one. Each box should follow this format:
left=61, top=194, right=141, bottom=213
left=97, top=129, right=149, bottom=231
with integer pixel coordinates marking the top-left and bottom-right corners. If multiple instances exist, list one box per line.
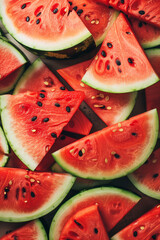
left=111, top=205, right=160, bottom=240
left=60, top=204, right=109, bottom=240
left=128, top=148, right=160, bottom=200
left=14, top=58, right=92, bottom=136
left=58, top=59, right=137, bottom=126
left=82, top=13, right=159, bottom=93
left=52, top=109, right=159, bottom=180
left=49, top=187, right=141, bottom=239
left=0, top=219, right=47, bottom=240
left=0, top=167, right=75, bottom=222
left=0, top=90, right=84, bottom=170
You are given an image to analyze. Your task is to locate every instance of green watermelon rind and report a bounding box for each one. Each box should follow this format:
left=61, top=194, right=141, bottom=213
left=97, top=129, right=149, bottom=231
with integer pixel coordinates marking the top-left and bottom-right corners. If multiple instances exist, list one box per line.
left=0, top=126, right=9, bottom=167
left=49, top=187, right=141, bottom=240
left=143, top=36, right=160, bottom=50
left=0, top=1, right=93, bottom=53
left=82, top=69, right=159, bottom=93
left=0, top=171, right=76, bottom=222
left=52, top=109, right=159, bottom=180
left=27, top=219, right=48, bottom=240
left=145, top=48, right=160, bottom=60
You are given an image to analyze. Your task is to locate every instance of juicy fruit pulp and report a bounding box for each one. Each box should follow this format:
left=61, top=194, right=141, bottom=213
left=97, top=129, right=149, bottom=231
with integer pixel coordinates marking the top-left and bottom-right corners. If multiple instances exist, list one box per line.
left=53, top=109, right=159, bottom=180
left=0, top=0, right=94, bottom=57
left=49, top=187, right=141, bottom=240
left=0, top=90, right=84, bottom=170
left=0, top=167, right=75, bottom=222
left=60, top=204, right=109, bottom=240
left=82, top=13, right=159, bottom=93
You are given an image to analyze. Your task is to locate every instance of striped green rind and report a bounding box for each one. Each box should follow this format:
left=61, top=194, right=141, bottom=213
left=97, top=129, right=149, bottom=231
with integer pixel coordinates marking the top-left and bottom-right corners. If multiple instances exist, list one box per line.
left=49, top=187, right=141, bottom=240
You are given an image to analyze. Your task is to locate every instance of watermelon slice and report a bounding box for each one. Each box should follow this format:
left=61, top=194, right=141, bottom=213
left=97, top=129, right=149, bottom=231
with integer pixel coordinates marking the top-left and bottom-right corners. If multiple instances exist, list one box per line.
left=0, top=127, right=9, bottom=167
left=82, top=13, right=159, bottom=93
left=52, top=109, right=159, bottom=180
left=128, top=148, right=160, bottom=200
left=49, top=187, right=141, bottom=239
left=68, top=0, right=118, bottom=46
left=58, top=59, right=137, bottom=126
left=0, top=90, right=84, bottom=170
left=129, top=18, right=160, bottom=49
left=0, top=219, right=47, bottom=239
left=0, top=36, right=27, bottom=94
left=111, top=205, right=160, bottom=240
left=0, top=0, right=94, bottom=58
left=60, top=204, right=109, bottom=240
left=0, top=167, right=75, bottom=222
left=14, top=58, right=92, bottom=136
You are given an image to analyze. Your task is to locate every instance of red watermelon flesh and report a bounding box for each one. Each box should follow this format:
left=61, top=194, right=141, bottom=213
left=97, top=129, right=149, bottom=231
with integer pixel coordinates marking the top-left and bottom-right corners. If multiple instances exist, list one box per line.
left=111, top=205, right=160, bottom=240
left=0, top=220, right=47, bottom=240
left=0, top=90, right=84, bottom=170
left=128, top=148, right=160, bottom=200
left=68, top=0, right=118, bottom=45
left=14, top=58, right=92, bottom=136
left=53, top=109, right=159, bottom=180
left=60, top=204, right=109, bottom=240
left=82, top=13, right=159, bottom=93
left=129, top=18, right=160, bottom=49
left=58, top=59, right=137, bottom=126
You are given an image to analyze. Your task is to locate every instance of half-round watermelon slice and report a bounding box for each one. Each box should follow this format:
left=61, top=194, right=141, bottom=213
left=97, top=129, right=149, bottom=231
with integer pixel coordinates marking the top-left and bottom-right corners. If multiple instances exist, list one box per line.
left=49, top=187, right=141, bottom=240
left=57, top=59, right=137, bottom=126
left=52, top=109, right=159, bottom=180
left=0, top=90, right=84, bottom=170
left=0, top=127, right=9, bottom=167
left=0, top=0, right=94, bottom=58
left=0, top=219, right=47, bottom=240
left=0, top=167, right=75, bottom=222
left=82, top=13, right=159, bottom=93
left=128, top=148, right=160, bottom=200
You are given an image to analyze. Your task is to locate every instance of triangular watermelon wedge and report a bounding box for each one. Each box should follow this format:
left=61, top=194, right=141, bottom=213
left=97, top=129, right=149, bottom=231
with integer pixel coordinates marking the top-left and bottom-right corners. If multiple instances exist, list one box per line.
left=60, top=204, right=109, bottom=240
left=82, top=13, right=159, bottom=93
left=0, top=90, right=84, bottom=170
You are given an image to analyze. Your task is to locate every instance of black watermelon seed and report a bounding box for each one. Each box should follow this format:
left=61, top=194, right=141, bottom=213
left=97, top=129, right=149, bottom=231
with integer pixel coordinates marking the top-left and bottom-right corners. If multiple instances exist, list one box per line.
left=60, top=135, right=66, bottom=140
left=132, top=132, right=137, bottom=136
left=77, top=9, right=83, bottom=15
left=40, top=90, right=46, bottom=92
left=39, top=93, right=45, bottom=98
left=118, top=68, right=122, bottom=73
left=22, top=187, right=26, bottom=192
left=107, top=42, right=113, bottom=48
left=114, top=153, right=120, bottom=159
left=69, top=1, right=72, bottom=5
left=36, top=19, right=40, bottom=24
left=6, top=230, right=12, bottom=234
left=152, top=235, right=157, bottom=239
left=5, top=187, right=9, bottom=193
left=4, top=194, right=7, bottom=199
left=94, top=228, right=98, bottom=234
left=53, top=8, right=58, bottom=14
left=36, top=12, right=41, bottom=17
left=116, top=59, right=121, bottom=66
left=101, top=50, right=106, bottom=57
left=100, top=105, right=105, bottom=109
left=60, top=86, right=65, bottom=90
left=31, top=116, right=37, bottom=121
left=73, top=6, right=77, bottom=11
left=55, top=103, right=60, bottom=107
left=126, top=31, right=131, bottom=34
left=78, top=150, right=83, bottom=157
left=133, top=231, right=138, bottom=237
left=83, top=4, right=86, bottom=6
left=138, top=22, right=143, bottom=28
left=66, top=106, right=71, bottom=112
left=107, top=64, right=110, bottom=70
left=51, top=133, right=57, bottom=138
left=43, top=118, right=49, bottom=122
left=128, top=58, right=134, bottom=64
left=139, top=10, right=145, bottom=15
left=21, top=4, right=26, bottom=9
left=26, top=16, right=30, bottom=22
left=31, top=192, right=35, bottom=198
left=120, top=0, right=124, bottom=4
left=74, top=220, right=83, bottom=228
left=153, top=173, right=159, bottom=178
left=37, top=101, right=43, bottom=107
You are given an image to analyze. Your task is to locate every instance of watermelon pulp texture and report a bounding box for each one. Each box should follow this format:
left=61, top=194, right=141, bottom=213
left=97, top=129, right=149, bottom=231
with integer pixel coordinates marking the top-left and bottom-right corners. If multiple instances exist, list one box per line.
left=0, top=127, right=9, bottom=167
left=60, top=204, right=109, bottom=240
left=0, top=220, right=47, bottom=240
left=58, top=59, right=137, bottom=126
left=49, top=187, right=141, bottom=240
left=82, top=13, right=159, bottom=93
left=0, top=0, right=94, bottom=57
left=0, top=90, right=84, bottom=170
left=53, top=109, right=159, bottom=180
left=0, top=167, right=75, bottom=222
left=14, top=58, right=92, bottom=136
left=0, top=37, right=27, bottom=93
left=128, top=148, right=160, bottom=200
left=111, top=205, right=160, bottom=240
left=68, top=0, right=118, bottom=46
